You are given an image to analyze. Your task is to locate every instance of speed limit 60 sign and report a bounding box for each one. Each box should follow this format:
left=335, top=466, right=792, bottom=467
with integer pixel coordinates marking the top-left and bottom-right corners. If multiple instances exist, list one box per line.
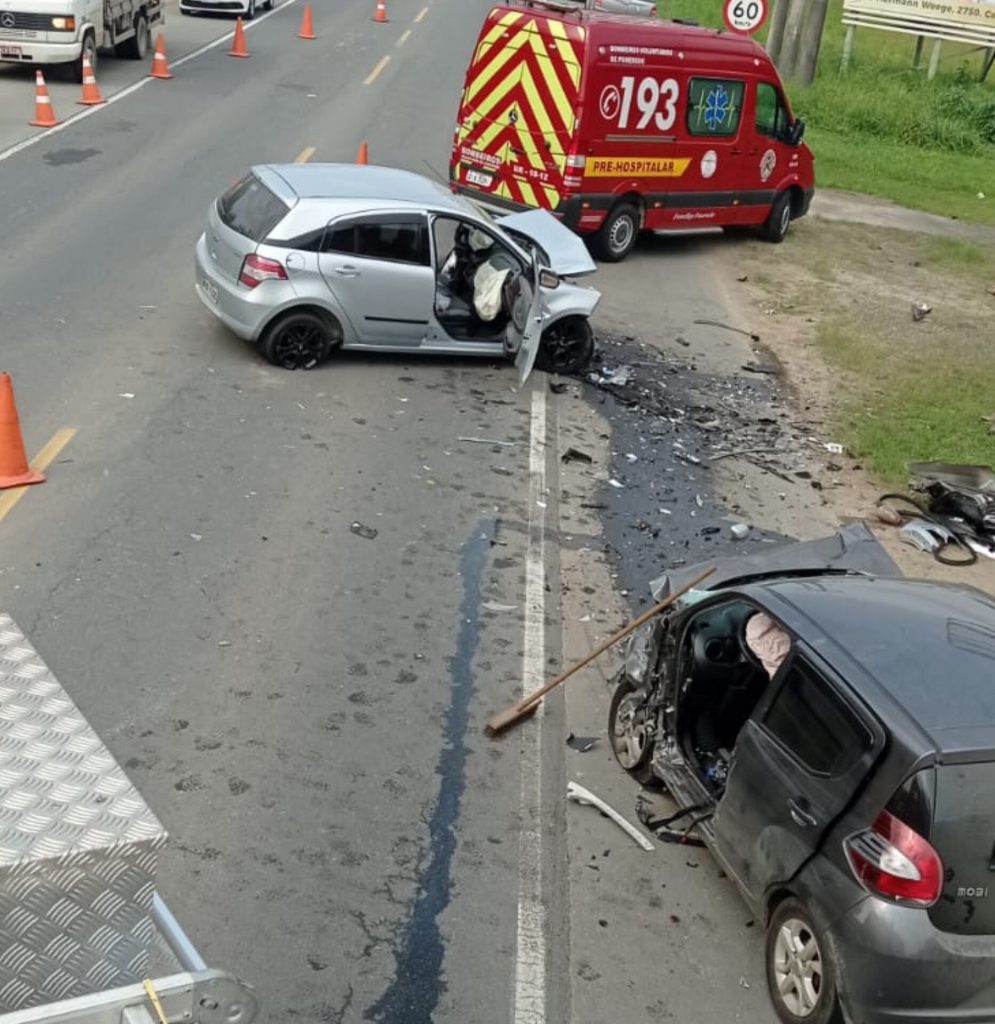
left=723, top=0, right=768, bottom=33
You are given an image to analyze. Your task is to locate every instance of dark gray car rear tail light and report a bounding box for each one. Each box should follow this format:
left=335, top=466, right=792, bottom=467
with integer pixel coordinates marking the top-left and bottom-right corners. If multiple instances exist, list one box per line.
left=845, top=810, right=943, bottom=907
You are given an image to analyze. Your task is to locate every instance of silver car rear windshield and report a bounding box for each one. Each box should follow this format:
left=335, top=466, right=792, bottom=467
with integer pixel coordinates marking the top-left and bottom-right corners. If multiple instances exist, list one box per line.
left=218, top=174, right=290, bottom=242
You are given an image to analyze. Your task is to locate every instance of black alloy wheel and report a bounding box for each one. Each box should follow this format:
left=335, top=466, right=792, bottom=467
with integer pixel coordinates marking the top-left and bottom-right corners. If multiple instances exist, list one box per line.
left=260, top=312, right=334, bottom=370
left=535, top=316, right=595, bottom=375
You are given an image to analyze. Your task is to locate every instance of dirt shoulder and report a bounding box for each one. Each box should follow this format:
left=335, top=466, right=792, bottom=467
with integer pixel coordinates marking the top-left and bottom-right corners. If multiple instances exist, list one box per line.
left=813, top=189, right=995, bottom=247
left=712, top=200, right=995, bottom=590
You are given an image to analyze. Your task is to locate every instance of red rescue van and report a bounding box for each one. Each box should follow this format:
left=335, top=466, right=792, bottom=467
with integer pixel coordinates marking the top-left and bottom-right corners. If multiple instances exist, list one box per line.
left=450, top=0, right=815, bottom=261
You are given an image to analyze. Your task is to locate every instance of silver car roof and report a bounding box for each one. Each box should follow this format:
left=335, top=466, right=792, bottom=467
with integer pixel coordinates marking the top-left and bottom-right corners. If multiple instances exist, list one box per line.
left=255, top=163, right=469, bottom=214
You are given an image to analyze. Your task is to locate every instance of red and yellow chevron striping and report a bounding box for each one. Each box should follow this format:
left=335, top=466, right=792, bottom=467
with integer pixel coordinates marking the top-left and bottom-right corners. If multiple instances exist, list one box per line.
left=455, top=11, right=585, bottom=211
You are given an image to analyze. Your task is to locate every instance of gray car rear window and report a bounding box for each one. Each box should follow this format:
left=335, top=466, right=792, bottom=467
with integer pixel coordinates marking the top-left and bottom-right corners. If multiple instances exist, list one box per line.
left=218, top=174, right=290, bottom=242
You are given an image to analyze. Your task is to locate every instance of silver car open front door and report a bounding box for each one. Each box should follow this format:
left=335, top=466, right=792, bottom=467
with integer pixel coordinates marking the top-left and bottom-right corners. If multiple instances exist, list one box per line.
left=513, top=254, right=545, bottom=387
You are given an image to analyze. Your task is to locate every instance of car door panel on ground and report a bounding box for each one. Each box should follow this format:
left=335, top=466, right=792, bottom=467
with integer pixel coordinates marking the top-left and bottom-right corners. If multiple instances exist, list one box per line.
left=317, top=213, right=435, bottom=346
left=713, top=651, right=885, bottom=898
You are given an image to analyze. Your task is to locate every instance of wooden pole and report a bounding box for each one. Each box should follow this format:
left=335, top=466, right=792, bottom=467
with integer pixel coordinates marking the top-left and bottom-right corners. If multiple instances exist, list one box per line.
left=840, top=23, right=856, bottom=72
left=927, top=38, right=942, bottom=80
left=779, top=0, right=811, bottom=78
left=766, top=0, right=790, bottom=63
left=484, top=567, right=716, bottom=737
left=797, top=0, right=829, bottom=86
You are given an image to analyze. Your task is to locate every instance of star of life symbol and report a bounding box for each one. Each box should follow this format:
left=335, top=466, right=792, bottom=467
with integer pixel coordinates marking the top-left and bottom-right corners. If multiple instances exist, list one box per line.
left=704, top=86, right=730, bottom=131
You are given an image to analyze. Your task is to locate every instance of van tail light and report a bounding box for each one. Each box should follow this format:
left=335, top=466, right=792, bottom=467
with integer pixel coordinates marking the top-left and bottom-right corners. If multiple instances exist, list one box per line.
left=844, top=810, right=942, bottom=907
left=564, top=153, right=586, bottom=189
left=239, top=253, right=288, bottom=289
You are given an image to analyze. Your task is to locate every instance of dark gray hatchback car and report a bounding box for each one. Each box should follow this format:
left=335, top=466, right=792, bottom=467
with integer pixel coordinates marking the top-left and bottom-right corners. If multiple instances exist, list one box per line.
left=609, top=527, right=995, bottom=1024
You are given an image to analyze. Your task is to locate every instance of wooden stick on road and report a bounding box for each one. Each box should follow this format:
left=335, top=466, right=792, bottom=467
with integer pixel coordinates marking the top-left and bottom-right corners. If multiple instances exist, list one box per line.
left=484, top=566, right=716, bottom=737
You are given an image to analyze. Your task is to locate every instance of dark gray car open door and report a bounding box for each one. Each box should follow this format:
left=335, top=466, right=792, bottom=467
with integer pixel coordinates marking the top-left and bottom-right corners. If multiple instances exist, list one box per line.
left=712, top=651, right=885, bottom=899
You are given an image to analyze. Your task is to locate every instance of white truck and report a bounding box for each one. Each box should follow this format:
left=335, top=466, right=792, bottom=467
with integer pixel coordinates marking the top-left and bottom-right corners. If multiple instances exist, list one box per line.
left=0, top=0, right=163, bottom=82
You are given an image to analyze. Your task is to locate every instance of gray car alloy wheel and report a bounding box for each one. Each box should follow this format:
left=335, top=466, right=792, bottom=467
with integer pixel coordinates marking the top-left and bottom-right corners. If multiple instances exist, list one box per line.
left=611, top=689, right=650, bottom=769
left=772, top=917, right=824, bottom=1018
left=607, top=676, right=656, bottom=785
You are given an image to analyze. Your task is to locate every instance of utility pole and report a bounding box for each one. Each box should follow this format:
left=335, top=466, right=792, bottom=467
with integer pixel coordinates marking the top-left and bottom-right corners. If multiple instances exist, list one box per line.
left=797, top=0, right=829, bottom=84
left=766, top=0, right=790, bottom=63
left=778, top=0, right=810, bottom=77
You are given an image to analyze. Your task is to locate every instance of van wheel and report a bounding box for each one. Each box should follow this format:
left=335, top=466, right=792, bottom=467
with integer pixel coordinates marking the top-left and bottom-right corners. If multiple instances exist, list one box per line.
left=536, top=316, right=594, bottom=375
left=593, top=203, right=639, bottom=262
left=766, top=899, right=843, bottom=1024
left=763, top=192, right=793, bottom=244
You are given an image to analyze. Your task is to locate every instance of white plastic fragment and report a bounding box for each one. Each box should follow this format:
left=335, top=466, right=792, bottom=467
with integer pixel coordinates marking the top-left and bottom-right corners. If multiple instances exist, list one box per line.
left=567, top=781, right=655, bottom=852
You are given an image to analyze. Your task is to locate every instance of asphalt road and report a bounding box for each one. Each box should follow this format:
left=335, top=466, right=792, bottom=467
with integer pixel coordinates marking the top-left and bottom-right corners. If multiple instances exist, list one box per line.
left=0, top=3, right=786, bottom=1022
left=1, top=1, right=569, bottom=1020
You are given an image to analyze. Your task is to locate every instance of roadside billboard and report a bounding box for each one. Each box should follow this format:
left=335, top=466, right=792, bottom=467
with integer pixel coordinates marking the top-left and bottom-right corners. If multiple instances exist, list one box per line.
left=843, top=0, right=995, bottom=48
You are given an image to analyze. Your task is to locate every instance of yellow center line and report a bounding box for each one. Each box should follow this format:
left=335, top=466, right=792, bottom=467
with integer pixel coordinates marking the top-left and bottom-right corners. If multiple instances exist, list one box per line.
left=414, top=5, right=429, bottom=21
left=396, top=28, right=412, bottom=46
left=364, top=55, right=390, bottom=85
left=0, top=427, right=77, bottom=524
left=295, top=146, right=316, bottom=163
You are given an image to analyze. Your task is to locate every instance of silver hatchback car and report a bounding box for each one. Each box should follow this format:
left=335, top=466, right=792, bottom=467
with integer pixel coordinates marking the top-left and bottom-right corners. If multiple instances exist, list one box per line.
left=194, top=163, right=601, bottom=382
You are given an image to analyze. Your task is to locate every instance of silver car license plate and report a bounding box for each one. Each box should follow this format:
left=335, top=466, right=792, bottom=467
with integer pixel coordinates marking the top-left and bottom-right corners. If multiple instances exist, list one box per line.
left=201, top=278, right=219, bottom=304
left=0, top=45, right=22, bottom=58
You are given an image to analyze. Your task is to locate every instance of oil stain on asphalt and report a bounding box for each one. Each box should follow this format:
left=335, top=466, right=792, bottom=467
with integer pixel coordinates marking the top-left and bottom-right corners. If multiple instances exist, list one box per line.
left=365, top=521, right=494, bottom=1022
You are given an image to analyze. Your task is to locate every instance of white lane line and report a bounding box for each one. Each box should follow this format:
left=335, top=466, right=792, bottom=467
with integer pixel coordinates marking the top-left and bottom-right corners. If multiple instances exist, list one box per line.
left=514, top=385, right=547, bottom=1024
left=0, top=0, right=297, bottom=165
left=396, top=28, right=412, bottom=46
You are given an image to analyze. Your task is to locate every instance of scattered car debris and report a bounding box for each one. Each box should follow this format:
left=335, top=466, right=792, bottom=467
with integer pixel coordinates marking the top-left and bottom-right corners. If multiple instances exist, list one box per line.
left=730, top=523, right=751, bottom=539
left=549, top=377, right=569, bottom=394
left=609, top=478, right=624, bottom=488
left=911, top=301, right=933, bottom=322
left=350, top=522, right=378, bottom=540
left=458, top=436, right=517, bottom=447
left=675, top=335, right=691, bottom=347
left=825, top=442, right=845, bottom=454
left=567, top=781, right=654, bottom=851
left=482, top=601, right=518, bottom=612
left=693, top=319, right=760, bottom=342
left=741, top=362, right=780, bottom=376
left=562, top=446, right=594, bottom=465
left=566, top=733, right=599, bottom=753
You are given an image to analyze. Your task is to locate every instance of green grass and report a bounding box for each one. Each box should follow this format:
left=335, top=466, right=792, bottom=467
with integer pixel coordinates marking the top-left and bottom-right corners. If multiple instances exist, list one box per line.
left=657, top=0, right=995, bottom=224
left=819, top=320, right=995, bottom=480
left=742, top=220, right=995, bottom=482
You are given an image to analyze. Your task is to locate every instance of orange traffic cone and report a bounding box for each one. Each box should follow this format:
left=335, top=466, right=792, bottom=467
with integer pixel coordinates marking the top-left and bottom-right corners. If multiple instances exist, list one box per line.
left=373, top=0, right=388, bottom=22
left=356, top=141, right=369, bottom=165
left=78, top=52, right=104, bottom=105
left=150, top=33, right=172, bottom=79
left=0, top=374, right=44, bottom=490
left=298, top=3, right=316, bottom=38
left=29, top=70, right=58, bottom=128
left=229, top=17, right=250, bottom=57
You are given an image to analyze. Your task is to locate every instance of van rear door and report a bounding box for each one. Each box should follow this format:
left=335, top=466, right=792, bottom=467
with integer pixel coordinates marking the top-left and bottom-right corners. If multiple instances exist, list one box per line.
left=453, top=8, right=585, bottom=213
left=928, top=760, right=995, bottom=936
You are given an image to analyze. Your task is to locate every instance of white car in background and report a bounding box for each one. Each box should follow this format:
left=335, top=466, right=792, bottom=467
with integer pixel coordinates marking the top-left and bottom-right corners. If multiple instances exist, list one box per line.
left=179, top=0, right=273, bottom=18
